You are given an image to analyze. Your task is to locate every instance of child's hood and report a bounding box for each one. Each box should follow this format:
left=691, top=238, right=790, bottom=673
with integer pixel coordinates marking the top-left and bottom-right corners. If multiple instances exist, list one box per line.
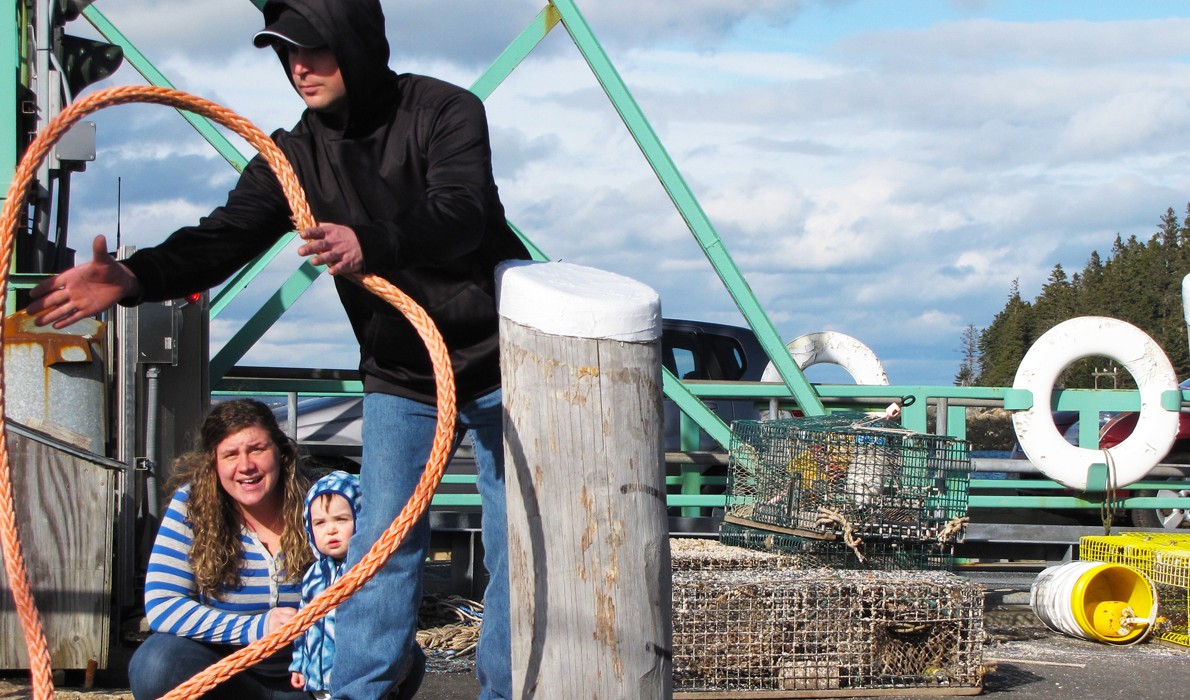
left=304, top=470, right=362, bottom=557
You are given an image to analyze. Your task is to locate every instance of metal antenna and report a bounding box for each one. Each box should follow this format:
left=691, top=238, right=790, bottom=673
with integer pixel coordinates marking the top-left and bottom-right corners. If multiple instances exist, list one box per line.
left=115, top=176, right=121, bottom=250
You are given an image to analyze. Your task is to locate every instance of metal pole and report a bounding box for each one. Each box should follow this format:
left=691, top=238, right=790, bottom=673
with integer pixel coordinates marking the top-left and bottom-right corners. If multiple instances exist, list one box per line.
left=287, top=391, right=298, bottom=441
left=143, top=365, right=161, bottom=523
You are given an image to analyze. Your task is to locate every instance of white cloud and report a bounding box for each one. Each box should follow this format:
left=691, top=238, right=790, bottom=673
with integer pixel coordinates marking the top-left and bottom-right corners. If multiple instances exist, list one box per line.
left=55, top=4, right=1190, bottom=386
left=1057, top=91, right=1190, bottom=161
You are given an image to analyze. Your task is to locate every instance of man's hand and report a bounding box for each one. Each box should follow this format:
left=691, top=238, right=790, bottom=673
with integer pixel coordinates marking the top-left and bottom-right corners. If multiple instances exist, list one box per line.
left=27, top=235, right=142, bottom=328
left=267, top=606, right=297, bottom=633
left=290, top=672, right=305, bottom=690
left=298, top=223, right=363, bottom=276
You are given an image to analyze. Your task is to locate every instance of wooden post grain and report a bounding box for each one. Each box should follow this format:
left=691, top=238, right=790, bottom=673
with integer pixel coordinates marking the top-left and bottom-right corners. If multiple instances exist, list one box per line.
left=498, top=261, right=672, bottom=699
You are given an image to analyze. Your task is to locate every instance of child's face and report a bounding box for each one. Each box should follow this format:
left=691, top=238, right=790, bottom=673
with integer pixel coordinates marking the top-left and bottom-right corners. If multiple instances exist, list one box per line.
left=310, top=493, right=354, bottom=560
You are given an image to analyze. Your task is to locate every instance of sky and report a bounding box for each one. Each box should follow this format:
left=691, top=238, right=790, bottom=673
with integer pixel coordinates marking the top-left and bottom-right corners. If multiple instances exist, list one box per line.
left=58, top=0, right=1190, bottom=387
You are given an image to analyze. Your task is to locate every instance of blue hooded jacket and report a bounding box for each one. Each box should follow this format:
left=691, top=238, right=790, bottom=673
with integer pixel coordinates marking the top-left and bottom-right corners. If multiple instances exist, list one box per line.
left=289, top=470, right=362, bottom=692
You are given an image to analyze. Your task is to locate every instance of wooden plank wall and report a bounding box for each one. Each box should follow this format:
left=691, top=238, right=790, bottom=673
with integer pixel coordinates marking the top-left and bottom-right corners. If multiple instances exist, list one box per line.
left=0, top=429, right=114, bottom=669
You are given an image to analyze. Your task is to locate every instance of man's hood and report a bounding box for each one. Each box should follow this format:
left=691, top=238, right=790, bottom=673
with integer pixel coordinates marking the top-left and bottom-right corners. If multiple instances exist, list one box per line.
left=303, top=469, right=362, bottom=558
left=260, top=0, right=397, bottom=131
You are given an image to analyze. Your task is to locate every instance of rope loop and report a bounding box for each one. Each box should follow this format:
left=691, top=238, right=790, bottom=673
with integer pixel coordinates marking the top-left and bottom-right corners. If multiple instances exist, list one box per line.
left=0, top=85, right=458, bottom=700
left=1100, top=449, right=1119, bottom=536
left=816, top=506, right=865, bottom=563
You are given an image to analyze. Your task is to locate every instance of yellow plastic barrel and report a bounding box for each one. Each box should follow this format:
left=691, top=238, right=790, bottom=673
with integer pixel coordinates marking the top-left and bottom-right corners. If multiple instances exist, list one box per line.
left=1030, top=560, right=1158, bottom=644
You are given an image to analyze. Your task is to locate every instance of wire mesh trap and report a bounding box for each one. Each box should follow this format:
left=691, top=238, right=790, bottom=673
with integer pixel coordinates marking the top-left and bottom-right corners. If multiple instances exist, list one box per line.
left=670, top=539, right=986, bottom=696
left=726, top=413, right=972, bottom=542
left=718, top=520, right=955, bottom=571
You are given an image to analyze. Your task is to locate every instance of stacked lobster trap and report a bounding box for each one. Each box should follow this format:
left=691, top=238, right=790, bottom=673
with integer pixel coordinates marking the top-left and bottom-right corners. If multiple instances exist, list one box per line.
left=669, top=539, right=987, bottom=696
left=666, top=412, right=986, bottom=697
left=723, top=412, right=973, bottom=565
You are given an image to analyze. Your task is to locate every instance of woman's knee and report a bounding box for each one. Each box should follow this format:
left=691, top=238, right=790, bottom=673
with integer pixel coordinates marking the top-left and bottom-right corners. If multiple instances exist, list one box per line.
left=128, top=634, right=222, bottom=700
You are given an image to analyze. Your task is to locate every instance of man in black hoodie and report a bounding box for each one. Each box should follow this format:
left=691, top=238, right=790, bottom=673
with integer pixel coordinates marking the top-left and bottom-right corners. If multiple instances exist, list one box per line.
left=30, top=1, right=527, bottom=698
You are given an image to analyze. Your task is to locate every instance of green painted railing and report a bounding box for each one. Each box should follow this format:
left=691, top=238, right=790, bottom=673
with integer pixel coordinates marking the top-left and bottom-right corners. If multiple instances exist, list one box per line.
left=74, top=1, right=1190, bottom=523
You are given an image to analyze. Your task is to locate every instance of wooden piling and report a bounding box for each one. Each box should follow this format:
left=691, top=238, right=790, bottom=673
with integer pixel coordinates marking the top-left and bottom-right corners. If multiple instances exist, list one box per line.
left=498, top=261, right=672, bottom=699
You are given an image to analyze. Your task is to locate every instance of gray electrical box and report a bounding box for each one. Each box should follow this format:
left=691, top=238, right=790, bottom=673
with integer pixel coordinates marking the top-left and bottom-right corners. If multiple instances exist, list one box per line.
left=136, top=300, right=180, bottom=366
left=54, top=120, right=96, bottom=162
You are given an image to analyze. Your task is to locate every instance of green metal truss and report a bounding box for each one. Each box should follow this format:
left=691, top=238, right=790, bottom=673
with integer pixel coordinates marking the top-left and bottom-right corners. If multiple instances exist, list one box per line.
left=64, top=3, right=1187, bottom=496
left=4, top=0, right=1185, bottom=517
left=76, top=0, right=828, bottom=445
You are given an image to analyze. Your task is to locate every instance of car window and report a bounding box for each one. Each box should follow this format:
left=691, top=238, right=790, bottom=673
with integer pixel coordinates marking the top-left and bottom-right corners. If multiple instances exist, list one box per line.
left=707, top=335, right=747, bottom=381
left=672, top=347, right=697, bottom=379
left=663, top=330, right=705, bottom=379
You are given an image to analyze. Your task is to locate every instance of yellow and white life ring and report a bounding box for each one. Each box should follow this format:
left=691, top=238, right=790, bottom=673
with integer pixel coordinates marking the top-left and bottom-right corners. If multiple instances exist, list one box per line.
left=1011, top=316, right=1179, bottom=490
left=760, top=331, right=890, bottom=385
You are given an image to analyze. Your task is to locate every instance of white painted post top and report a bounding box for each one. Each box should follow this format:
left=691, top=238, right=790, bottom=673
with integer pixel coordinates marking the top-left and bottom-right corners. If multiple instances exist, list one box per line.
left=496, top=260, right=661, bottom=341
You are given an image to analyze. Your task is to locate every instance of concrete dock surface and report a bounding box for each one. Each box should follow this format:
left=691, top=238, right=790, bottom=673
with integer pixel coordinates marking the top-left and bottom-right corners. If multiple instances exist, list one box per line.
left=1, top=570, right=1186, bottom=699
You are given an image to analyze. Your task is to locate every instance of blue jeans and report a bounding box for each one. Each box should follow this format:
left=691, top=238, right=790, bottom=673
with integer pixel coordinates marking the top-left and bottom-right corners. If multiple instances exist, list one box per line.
left=128, top=633, right=307, bottom=700
left=331, top=389, right=509, bottom=700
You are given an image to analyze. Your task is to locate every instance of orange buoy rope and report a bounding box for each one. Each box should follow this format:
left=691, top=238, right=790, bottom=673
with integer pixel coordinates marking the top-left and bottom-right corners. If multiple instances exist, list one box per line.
left=0, top=85, right=458, bottom=700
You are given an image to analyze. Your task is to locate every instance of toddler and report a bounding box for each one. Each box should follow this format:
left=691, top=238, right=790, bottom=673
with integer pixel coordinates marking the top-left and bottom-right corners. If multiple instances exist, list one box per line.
left=290, top=470, right=360, bottom=698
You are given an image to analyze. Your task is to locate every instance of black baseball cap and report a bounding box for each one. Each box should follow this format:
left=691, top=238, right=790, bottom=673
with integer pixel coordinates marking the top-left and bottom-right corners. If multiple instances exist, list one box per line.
left=253, top=6, right=324, bottom=49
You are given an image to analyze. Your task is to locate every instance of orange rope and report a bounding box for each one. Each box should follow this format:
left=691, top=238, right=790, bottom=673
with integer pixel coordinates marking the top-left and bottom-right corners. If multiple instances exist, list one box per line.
left=0, top=85, right=458, bottom=700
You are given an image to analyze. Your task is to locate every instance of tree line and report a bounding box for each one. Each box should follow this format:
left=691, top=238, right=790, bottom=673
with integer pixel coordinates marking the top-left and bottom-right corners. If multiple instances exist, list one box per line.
left=956, top=205, right=1190, bottom=388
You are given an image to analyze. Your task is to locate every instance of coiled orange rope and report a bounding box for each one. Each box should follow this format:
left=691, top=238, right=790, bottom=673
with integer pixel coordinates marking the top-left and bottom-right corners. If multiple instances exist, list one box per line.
left=0, top=85, right=458, bottom=700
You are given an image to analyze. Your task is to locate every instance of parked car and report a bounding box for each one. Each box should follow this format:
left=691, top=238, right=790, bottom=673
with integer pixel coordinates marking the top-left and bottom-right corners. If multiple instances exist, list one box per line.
left=275, top=317, right=770, bottom=458
left=273, top=320, right=770, bottom=524
left=1097, top=378, right=1190, bottom=529
left=660, top=318, right=767, bottom=451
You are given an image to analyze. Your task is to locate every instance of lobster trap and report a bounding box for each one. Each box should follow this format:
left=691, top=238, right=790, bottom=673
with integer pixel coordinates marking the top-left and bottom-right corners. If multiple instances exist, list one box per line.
left=670, top=539, right=986, bottom=697
left=725, top=413, right=972, bottom=542
left=1080, top=532, right=1190, bottom=647
left=718, top=520, right=954, bottom=571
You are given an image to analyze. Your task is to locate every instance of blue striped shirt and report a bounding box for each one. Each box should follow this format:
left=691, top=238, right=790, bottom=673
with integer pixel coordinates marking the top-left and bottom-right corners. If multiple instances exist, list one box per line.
left=144, top=485, right=301, bottom=646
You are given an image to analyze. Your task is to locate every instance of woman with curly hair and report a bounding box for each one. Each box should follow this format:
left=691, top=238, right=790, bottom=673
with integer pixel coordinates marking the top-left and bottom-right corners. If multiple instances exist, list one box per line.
left=128, top=399, right=315, bottom=700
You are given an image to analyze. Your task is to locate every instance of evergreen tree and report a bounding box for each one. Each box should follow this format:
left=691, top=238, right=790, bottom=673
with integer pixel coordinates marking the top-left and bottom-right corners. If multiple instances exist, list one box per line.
left=974, top=204, right=1190, bottom=388
left=976, top=280, right=1034, bottom=387
left=954, top=323, right=979, bottom=386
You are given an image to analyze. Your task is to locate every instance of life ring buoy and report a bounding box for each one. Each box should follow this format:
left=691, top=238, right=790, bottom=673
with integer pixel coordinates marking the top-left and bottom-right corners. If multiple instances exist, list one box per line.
left=1011, top=316, right=1179, bottom=490
left=760, top=331, right=890, bottom=385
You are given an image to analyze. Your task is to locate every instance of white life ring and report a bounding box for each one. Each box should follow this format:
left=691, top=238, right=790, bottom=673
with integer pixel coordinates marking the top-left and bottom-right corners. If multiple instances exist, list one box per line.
left=1011, top=316, right=1179, bottom=490
left=760, top=331, right=890, bottom=385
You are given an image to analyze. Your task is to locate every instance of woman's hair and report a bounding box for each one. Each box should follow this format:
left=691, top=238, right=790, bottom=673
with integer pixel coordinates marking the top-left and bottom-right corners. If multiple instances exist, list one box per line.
left=169, top=399, right=313, bottom=598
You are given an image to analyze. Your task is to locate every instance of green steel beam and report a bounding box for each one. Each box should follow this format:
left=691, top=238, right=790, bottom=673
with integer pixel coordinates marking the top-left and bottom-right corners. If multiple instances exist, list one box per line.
left=679, top=381, right=1159, bottom=412
left=212, top=378, right=363, bottom=395
left=549, top=0, right=825, bottom=417
left=454, top=491, right=1189, bottom=511
left=209, top=233, right=299, bottom=318
left=663, top=367, right=732, bottom=448
left=9, top=273, right=50, bottom=290
left=431, top=491, right=1190, bottom=511
left=82, top=5, right=250, bottom=173
left=209, top=260, right=322, bottom=381
left=507, top=220, right=549, bottom=262
left=0, top=3, right=16, bottom=192
left=468, top=8, right=560, bottom=262
left=470, top=6, right=560, bottom=101
left=2, top=2, right=19, bottom=312
left=970, top=479, right=1185, bottom=491
left=946, top=402, right=968, bottom=441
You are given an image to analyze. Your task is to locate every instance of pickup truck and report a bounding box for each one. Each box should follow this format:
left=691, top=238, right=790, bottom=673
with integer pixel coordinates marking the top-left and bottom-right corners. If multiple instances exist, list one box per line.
left=270, top=318, right=768, bottom=595
left=279, top=317, right=768, bottom=458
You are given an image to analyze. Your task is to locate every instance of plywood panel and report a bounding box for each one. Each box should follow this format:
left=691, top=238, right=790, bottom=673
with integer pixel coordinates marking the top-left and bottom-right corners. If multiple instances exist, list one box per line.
left=0, top=429, right=114, bottom=669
